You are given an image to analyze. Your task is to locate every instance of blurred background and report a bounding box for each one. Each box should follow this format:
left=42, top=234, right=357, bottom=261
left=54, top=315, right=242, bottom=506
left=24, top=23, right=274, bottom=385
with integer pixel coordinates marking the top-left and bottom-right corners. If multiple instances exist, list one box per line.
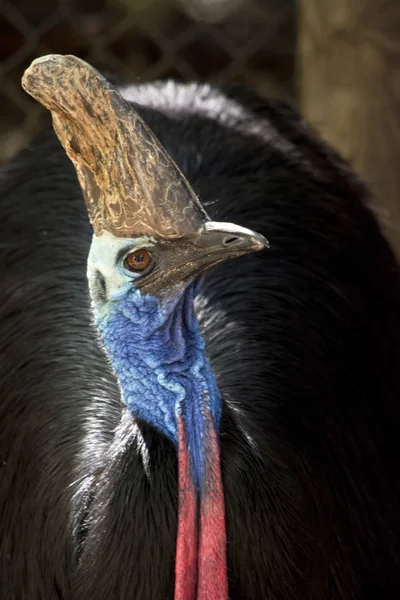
left=1, top=0, right=399, bottom=254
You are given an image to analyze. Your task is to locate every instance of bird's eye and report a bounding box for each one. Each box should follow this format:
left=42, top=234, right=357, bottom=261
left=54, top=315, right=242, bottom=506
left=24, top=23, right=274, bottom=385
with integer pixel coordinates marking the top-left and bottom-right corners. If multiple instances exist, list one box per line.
left=124, top=249, right=152, bottom=273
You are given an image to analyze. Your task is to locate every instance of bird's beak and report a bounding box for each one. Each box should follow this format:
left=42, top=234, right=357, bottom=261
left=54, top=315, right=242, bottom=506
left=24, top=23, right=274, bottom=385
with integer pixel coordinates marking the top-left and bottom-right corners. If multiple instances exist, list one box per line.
left=179, top=220, right=268, bottom=277
left=199, top=220, right=268, bottom=255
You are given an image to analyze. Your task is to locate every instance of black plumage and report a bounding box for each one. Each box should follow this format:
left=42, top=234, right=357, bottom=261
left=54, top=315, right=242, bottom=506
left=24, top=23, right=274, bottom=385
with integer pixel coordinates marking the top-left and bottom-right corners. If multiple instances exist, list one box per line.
left=1, top=80, right=400, bottom=599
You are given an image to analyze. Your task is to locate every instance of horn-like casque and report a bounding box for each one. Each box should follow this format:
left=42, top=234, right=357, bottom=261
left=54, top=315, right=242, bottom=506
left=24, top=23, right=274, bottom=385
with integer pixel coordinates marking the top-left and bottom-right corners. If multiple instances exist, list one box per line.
left=22, top=54, right=209, bottom=239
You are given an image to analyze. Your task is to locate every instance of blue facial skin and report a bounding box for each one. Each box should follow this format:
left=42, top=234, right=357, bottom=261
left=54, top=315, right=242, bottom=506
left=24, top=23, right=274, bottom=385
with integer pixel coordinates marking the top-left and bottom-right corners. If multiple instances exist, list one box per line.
left=89, top=234, right=222, bottom=493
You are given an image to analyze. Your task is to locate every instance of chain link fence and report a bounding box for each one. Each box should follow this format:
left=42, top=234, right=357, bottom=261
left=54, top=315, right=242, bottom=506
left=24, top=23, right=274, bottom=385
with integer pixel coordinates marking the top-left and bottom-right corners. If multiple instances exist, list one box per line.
left=0, top=0, right=295, bottom=164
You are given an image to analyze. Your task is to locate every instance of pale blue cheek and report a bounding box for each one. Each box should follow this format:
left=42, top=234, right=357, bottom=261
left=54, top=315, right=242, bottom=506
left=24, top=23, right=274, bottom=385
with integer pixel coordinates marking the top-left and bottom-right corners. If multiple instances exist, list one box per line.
left=94, top=284, right=222, bottom=490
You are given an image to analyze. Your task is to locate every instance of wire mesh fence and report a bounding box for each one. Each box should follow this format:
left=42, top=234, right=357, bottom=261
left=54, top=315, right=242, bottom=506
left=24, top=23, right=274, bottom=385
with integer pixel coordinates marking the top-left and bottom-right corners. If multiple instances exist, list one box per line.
left=0, top=0, right=296, bottom=164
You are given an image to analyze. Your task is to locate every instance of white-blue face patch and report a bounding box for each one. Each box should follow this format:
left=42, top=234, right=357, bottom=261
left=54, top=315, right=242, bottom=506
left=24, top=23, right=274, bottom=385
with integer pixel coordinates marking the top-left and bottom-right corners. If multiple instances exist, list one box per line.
left=87, top=231, right=157, bottom=318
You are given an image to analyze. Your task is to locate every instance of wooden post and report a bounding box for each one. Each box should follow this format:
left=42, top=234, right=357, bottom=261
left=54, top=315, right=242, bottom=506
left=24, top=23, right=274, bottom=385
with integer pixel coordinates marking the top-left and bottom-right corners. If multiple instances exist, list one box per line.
left=298, top=0, right=400, bottom=256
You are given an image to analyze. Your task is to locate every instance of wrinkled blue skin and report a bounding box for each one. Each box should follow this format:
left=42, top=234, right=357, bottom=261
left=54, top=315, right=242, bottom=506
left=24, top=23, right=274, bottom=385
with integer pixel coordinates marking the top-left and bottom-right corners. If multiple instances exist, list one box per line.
left=90, top=235, right=222, bottom=493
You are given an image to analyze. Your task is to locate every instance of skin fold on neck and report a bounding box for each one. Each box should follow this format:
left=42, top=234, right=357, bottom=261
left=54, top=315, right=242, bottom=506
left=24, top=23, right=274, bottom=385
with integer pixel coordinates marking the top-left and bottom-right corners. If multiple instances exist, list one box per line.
left=95, top=281, right=222, bottom=493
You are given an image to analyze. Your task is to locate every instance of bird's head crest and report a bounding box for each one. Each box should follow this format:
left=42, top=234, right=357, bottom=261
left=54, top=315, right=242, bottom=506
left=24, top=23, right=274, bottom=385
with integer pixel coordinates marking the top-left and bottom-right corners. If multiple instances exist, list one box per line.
left=21, top=54, right=210, bottom=240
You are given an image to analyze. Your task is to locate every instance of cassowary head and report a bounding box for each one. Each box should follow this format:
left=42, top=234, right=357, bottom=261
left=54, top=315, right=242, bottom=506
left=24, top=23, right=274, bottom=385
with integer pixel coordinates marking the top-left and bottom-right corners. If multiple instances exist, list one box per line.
left=22, top=55, right=268, bottom=599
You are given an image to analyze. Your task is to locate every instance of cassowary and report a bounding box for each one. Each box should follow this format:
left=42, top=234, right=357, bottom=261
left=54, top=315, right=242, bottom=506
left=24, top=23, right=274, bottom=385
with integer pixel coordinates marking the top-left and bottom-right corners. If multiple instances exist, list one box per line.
left=0, top=52, right=400, bottom=600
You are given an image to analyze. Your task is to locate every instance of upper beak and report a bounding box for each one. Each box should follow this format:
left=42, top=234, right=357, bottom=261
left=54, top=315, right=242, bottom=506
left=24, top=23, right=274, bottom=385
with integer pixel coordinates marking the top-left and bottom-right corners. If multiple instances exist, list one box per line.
left=188, top=220, right=268, bottom=277
left=199, top=221, right=269, bottom=258
left=175, top=221, right=269, bottom=282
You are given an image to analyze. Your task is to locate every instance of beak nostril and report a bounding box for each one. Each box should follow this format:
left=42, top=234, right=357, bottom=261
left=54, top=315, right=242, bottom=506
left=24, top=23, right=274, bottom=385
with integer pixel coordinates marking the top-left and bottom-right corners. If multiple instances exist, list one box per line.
left=223, top=236, right=239, bottom=246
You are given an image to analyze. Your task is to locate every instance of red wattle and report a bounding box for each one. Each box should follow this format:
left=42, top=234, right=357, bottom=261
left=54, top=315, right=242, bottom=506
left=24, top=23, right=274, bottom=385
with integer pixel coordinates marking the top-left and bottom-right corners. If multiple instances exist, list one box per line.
left=197, top=415, right=228, bottom=600
left=174, top=417, right=197, bottom=600
left=174, top=413, right=228, bottom=600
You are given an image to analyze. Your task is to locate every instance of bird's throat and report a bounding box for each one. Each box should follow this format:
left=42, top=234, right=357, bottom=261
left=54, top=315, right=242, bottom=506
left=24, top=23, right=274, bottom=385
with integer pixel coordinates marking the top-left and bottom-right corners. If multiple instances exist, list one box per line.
left=96, top=283, right=228, bottom=599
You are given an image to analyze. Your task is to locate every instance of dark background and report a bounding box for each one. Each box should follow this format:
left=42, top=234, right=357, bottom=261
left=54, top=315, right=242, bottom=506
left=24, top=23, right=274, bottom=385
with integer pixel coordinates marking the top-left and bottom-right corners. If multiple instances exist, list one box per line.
left=0, top=0, right=295, bottom=163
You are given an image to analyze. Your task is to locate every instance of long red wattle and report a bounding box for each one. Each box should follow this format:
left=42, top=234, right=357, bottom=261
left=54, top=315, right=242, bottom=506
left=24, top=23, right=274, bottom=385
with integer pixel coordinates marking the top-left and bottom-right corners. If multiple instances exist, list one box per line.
left=174, top=416, right=228, bottom=600
left=197, top=416, right=228, bottom=600
left=175, top=418, right=197, bottom=600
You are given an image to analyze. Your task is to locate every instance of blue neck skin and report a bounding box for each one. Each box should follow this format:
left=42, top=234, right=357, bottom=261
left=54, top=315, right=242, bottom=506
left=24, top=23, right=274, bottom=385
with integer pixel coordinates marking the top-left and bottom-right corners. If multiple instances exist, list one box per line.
left=96, top=281, right=222, bottom=492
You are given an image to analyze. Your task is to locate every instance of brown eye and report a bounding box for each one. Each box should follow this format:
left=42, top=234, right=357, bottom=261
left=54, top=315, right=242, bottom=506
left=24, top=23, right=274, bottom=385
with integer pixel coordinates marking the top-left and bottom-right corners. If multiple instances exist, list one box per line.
left=124, top=249, right=152, bottom=273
